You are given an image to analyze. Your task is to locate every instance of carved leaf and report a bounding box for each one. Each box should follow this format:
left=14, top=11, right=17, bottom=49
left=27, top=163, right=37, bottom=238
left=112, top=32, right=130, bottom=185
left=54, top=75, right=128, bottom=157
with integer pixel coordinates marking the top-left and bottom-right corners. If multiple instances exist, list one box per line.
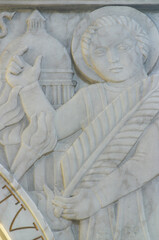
left=60, top=77, right=159, bottom=197
left=78, top=91, right=159, bottom=190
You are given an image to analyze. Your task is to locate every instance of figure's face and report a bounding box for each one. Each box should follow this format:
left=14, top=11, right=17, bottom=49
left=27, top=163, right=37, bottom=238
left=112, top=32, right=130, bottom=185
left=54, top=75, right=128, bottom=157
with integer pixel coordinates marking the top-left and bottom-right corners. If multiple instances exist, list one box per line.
left=89, top=24, right=144, bottom=83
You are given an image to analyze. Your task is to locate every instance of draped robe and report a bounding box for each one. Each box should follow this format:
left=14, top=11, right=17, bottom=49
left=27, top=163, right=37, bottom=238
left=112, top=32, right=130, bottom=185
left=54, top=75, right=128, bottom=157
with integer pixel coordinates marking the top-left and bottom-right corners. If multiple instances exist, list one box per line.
left=5, top=75, right=159, bottom=240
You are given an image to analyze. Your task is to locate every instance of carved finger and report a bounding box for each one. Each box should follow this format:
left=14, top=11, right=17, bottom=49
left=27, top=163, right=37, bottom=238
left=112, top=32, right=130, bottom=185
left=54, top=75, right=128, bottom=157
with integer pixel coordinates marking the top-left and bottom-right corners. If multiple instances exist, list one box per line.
left=53, top=195, right=79, bottom=205
left=62, top=209, right=75, bottom=214
left=61, top=213, right=76, bottom=220
left=52, top=199, right=73, bottom=209
left=16, top=46, right=28, bottom=57
left=54, top=194, right=79, bottom=203
left=43, top=184, right=55, bottom=199
left=8, top=64, right=21, bottom=75
left=12, top=55, right=24, bottom=68
left=54, top=186, right=61, bottom=196
left=11, top=62, right=23, bottom=74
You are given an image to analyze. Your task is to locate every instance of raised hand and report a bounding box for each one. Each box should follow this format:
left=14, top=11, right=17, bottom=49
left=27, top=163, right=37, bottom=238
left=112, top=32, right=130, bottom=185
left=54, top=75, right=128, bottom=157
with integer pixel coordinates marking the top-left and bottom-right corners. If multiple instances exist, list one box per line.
left=6, top=46, right=42, bottom=88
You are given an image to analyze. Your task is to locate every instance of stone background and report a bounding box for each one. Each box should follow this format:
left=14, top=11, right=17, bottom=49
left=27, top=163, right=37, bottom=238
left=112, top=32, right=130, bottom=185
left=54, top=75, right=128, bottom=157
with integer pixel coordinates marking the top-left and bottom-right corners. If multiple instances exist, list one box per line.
left=1, top=7, right=159, bottom=89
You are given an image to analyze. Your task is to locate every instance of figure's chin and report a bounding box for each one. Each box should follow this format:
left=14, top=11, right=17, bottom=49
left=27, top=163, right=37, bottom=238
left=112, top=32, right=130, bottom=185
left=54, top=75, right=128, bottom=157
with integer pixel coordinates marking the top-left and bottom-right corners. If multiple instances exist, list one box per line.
left=102, top=76, right=127, bottom=83
left=98, top=72, right=128, bottom=83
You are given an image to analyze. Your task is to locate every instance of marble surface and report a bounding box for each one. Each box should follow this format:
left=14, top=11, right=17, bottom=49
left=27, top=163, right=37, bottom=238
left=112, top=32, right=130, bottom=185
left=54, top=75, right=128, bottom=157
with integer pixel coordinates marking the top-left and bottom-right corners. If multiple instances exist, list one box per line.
left=1, top=0, right=159, bottom=8
left=0, top=163, right=54, bottom=240
left=0, top=5, right=159, bottom=240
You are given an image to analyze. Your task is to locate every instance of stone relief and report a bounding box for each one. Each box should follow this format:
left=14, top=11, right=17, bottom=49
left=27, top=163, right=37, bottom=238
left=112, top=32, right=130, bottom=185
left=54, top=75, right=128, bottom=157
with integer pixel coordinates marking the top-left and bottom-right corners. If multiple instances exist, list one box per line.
left=1, top=5, right=159, bottom=240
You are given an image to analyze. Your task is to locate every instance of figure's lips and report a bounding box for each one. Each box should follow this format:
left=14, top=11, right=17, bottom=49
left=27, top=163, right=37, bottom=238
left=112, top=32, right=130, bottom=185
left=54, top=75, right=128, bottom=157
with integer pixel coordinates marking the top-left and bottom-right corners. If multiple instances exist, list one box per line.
left=109, top=67, right=123, bottom=73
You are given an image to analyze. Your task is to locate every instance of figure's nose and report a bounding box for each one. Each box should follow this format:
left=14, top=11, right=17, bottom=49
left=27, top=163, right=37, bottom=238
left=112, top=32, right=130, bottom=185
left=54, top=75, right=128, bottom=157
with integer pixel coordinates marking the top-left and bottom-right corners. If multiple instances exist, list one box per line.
left=107, top=48, right=119, bottom=63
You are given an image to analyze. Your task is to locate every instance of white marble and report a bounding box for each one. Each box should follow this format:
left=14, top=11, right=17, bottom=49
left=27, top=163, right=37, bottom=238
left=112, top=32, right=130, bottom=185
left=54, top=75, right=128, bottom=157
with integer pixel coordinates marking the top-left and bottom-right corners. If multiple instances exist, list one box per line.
left=1, top=0, right=159, bottom=7
left=1, top=5, right=159, bottom=240
left=0, top=164, right=54, bottom=240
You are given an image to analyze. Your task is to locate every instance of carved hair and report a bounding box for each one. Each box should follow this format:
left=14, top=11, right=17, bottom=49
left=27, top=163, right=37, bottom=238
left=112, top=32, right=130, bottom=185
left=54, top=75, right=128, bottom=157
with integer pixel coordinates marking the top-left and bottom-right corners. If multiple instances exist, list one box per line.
left=81, top=16, right=149, bottom=67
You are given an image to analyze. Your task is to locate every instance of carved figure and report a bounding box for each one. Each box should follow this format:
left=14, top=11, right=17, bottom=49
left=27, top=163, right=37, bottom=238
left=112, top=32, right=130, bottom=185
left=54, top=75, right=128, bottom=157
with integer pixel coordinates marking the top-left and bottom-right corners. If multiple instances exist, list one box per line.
left=2, top=6, right=159, bottom=240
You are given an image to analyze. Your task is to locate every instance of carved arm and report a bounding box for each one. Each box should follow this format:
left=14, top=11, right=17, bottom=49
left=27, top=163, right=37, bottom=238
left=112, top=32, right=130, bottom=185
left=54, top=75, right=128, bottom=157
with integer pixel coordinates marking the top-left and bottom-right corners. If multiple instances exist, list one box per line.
left=5, top=47, right=89, bottom=180
left=53, top=118, right=159, bottom=220
left=5, top=48, right=57, bottom=179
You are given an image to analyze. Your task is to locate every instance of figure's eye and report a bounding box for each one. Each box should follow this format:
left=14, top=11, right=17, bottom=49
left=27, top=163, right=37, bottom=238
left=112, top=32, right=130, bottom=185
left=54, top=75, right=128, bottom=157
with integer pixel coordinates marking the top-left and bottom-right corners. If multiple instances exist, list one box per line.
left=94, top=48, right=105, bottom=56
left=117, top=43, right=131, bottom=51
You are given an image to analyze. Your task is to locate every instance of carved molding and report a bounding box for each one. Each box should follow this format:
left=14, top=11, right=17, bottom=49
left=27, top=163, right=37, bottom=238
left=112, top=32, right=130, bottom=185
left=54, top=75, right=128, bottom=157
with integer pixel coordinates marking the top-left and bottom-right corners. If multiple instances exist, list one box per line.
left=0, top=0, right=159, bottom=8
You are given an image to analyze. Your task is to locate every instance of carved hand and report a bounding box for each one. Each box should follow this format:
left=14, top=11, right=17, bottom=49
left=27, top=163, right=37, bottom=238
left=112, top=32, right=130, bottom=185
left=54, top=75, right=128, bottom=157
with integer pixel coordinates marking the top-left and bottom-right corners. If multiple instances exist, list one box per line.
left=52, top=189, right=101, bottom=220
left=6, top=46, right=42, bottom=88
left=43, top=185, right=72, bottom=231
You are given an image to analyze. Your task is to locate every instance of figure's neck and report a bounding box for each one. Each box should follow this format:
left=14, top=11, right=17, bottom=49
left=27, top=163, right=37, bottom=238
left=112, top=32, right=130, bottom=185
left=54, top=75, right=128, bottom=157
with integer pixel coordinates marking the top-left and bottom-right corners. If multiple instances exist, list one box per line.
left=106, top=69, right=147, bottom=89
